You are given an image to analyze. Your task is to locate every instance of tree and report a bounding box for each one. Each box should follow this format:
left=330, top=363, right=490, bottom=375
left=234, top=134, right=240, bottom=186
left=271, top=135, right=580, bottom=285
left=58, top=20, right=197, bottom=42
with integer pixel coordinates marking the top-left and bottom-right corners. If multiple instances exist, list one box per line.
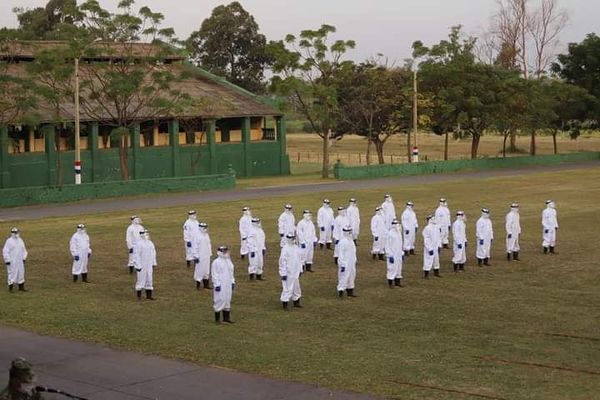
left=13, top=0, right=81, bottom=40
left=491, top=73, right=530, bottom=157
left=335, top=63, right=412, bottom=164
left=528, top=0, right=568, bottom=78
left=187, top=2, right=271, bottom=93
left=268, top=24, right=355, bottom=178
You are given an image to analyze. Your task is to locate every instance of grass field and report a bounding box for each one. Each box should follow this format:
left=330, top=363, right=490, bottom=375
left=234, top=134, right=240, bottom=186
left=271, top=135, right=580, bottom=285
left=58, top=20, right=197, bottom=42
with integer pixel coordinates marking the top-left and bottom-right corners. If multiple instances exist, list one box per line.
left=1, top=167, right=599, bottom=399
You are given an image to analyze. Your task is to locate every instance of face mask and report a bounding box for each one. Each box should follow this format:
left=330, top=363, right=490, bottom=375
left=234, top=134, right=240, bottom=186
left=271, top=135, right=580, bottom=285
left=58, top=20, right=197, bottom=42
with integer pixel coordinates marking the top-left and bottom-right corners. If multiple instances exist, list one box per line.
left=304, top=215, right=312, bottom=221
left=11, top=233, right=19, bottom=238
left=190, top=214, right=197, bottom=220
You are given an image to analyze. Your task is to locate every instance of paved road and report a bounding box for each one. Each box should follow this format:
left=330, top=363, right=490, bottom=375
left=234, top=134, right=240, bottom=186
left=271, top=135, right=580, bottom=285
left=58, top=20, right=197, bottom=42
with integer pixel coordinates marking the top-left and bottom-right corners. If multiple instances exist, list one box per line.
left=0, top=326, right=376, bottom=400
left=1, top=161, right=597, bottom=222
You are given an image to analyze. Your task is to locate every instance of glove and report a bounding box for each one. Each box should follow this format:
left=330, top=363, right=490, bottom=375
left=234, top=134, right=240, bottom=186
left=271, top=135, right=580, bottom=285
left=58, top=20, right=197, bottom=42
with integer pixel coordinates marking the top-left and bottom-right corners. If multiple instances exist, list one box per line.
left=415, top=227, right=418, bottom=233
left=457, top=244, right=463, bottom=249
left=438, top=247, right=441, bottom=254
left=186, top=241, right=192, bottom=248
left=88, top=253, right=92, bottom=259
left=5, top=262, right=10, bottom=266
left=194, top=258, right=199, bottom=263
left=281, top=276, right=288, bottom=281
left=340, top=267, right=346, bottom=272
left=428, top=250, right=434, bottom=256
left=231, top=283, right=235, bottom=290
left=448, top=225, right=451, bottom=230
left=405, top=230, right=409, bottom=235
left=320, top=226, right=325, bottom=232
left=479, top=239, right=484, bottom=245
left=262, top=249, right=266, bottom=256
left=251, top=252, right=256, bottom=258
left=242, top=237, right=247, bottom=241
left=129, top=248, right=133, bottom=254
left=301, top=243, right=306, bottom=249
left=215, top=286, right=221, bottom=292
left=544, top=229, right=549, bottom=234
left=388, top=256, right=394, bottom=264
left=74, top=256, right=80, bottom=261
left=335, top=240, right=339, bottom=245
left=508, top=234, right=512, bottom=239
left=135, top=268, right=142, bottom=272
left=374, top=236, right=379, bottom=241
left=280, top=233, right=284, bottom=237
left=331, top=225, right=334, bottom=231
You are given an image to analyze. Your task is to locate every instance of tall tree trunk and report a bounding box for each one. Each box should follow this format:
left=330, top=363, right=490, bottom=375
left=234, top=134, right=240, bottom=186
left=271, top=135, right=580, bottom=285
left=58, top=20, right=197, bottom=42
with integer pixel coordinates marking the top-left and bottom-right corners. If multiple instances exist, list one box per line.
left=119, top=135, right=130, bottom=180
left=552, top=130, right=558, bottom=154
left=321, top=131, right=330, bottom=178
left=509, top=131, right=517, bottom=152
left=375, top=140, right=385, bottom=164
left=366, top=138, right=372, bottom=166
left=502, top=131, right=509, bottom=158
left=529, top=128, right=536, bottom=156
left=471, top=133, right=481, bottom=159
left=406, top=131, right=412, bottom=163
left=55, top=124, right=63, bottom=186
left=444, top=132, right=449, bottom=160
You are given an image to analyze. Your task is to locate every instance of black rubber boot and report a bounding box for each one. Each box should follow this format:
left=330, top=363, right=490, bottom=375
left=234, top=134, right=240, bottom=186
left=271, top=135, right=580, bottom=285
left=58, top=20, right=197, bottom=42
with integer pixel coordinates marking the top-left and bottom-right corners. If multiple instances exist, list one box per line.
left=394, top=278, right=402, bottom=287
left=146, top=290, right=154, bottom=300
left=18, top=283, right=27, bottom=292
left=513, top=252, right=520, bottom=261
left=346, top=288, right=357, bottom=297
left=241, top=254, right=246, bottom=260
left=249, top=273, right=255, bottom=281
left=73, top=274, right=78, bottom=282
left=338, top=290, right=344, bottom=299
left=319, top=243, right=324, bottom=250
left=215, top=311, right=221, bottom=324
left=223, top=310, right=234, bottom=323
left=186, top=260, right=191, bottom=268
left=82, top=273, right=89, bottom=283
left=453, top=263, right=458, bottom=272
left=484, top=258, right=490, bottom=266
left=306, top=264, right=313, bottom=272
left=423, top=270, right=430, bottom=279
left=203, top=279, right=211, bottom=289
left=293, top=299, right=303, bottom=308
left=334, top=257, right=338, bottom=265
left=8, top=284, right=13, bottom=292
left=507, top=253, right=511, bottom=261
left=129, top=266, right=134, bottom=274
left=387, top=279, right=393, bottom=288
left=443, top=244, right=449, bottom=249
left=282, top=301, right=289, bottom=311
left=256, top=274, right=263, bottom=281
left=459, top=264, right=465, bottom=271
left=378, top=254, right=384, bottom=261
left=543, top=246, right=548, bottom=254
left=196, top=280, right=201, bottom=290
left=136, top=290, right=142, bottom=300
left=410, top=249, right=415, bottom=255
left=326, top=243, right=332, bottom=250
left=404, top=250, right=409, bottom=257
left=434, top=269, right=441, bottom=277
left=478, top=258, right=483, bottom=267
left=372, top=253, right=377, bottom=260
left=549, top=246, right=555, bottom=254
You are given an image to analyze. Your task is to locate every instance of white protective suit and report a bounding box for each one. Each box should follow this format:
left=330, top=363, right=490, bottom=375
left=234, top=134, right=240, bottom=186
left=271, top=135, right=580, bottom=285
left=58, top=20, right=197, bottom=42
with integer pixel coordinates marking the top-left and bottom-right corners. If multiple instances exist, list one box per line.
left=278, top=208, right=296, bottom=247
left=183, top=215, right=200, bottom=262
left=333, top=209, right=351, bottom=259
left=385, top=224, right=404, bottom=281
left=347, top=201, right=361, bottom=240
left=542, top=203, right=559, bottom=248
left=505, top=208, right=521, bottom=253
left=317, top=202, right=335, bottom=245
left=452, top=215, right=467, bottom=265
left=435, top=201, right=452, bottom=246
left=247, top=221, right=266, bottom=276
left=212, top=251, right=235, bottom=312
left=70, top=229, right=91, bottom=276
left=422, top=218, right=441, bottom=272
left=279, top=239, right=303, bottom=303
left=193, top=226, right=212, bottom=282
left=476, top=213, right=494, bottom=260
left=239, top=209, right=252, bottom=257
left=401, top=205, right=418, bottom=252
left=126, top=218, right=144, bottom=268
left=337, top=231, right=357, bottom=292
left=296, top=214, right=317, bottom=267
left=381, top=196, right=397, bottom=229
left=134, top=235, right=157, bottom=291
left=3, top=234, right=28, bottom=286
left=370, top=209, right=387, bottom=256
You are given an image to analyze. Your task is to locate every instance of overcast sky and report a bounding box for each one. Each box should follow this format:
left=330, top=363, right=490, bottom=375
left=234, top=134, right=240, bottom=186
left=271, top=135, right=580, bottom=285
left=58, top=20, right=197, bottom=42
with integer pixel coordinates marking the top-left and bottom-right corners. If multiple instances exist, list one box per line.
left=1, top=0, right=596, bottom=62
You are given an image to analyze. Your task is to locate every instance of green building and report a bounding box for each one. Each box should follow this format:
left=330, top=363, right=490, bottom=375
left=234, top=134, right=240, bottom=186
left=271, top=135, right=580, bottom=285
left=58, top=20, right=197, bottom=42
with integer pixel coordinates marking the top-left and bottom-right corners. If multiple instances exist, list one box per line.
left=0, top=41, right=289, bottom=189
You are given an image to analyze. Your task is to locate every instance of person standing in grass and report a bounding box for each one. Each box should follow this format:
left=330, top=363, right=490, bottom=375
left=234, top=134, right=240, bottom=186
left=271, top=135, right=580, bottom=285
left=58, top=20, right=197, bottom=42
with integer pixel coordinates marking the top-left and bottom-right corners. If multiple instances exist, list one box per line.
left=126, top=215, right=144, bottom=274
left=279, top=233, right=303, bottom=311
left=278, top=204, right=296, bottom=248
left=134, top=229, right=157, bottom=301
left=476, top=208, right=494, bottom=266
left=317, top=199, right=334, bottom=250
left=212, top=245, right=235, bottom=324
left=333, top=206, right=350, bottom=265
left=422, top=215, right=441, bottom=278
left=183, top=210, right=200, bottom=268
left=2, top=228, right=28, bottom=293
left=401, top=201, right=418, bottom=256
left=337, top=226, right=358, bottom=298
left=296, top=210, right=317, bottom=273
left=238, top=206, right=252, bottom=259
left=347, top=198, right=361, bottom=243
left=435, top=198, right=452, bottom=249
left=193, top=222, right=212, bottom=290
left=70, top=224, right=91, bottom=283
left=452, top=211, right=467, bottom=272
left=542, top=200, right=559, bottom=254
left=385, top=219, right=404, bottom=288
left=247, top=217, right=266, bottom=280
left=505, top=203, right=521, bottom=261
left=381, top=194, right=396, bottom=229
left=371, top=206, right=387, bottom=261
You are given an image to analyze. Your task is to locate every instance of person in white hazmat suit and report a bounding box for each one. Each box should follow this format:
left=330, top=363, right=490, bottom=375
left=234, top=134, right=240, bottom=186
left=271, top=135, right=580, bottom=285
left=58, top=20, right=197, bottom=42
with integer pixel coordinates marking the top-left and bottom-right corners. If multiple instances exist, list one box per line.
left=435, top=198, right=452, bottom=248
left=279, top=233, right=303, bottom=311
left=337, top=226, right=358, bottom=299
left=2, top=228, right=28, bottom=292
left=452, top=211, right=467, bottom=272
left=247, top=217, right=266, bottom=280
left=347, top=198, right=360, bottom=243
left=317, top=199, right=335, bottom=250
left=542, top=200, right=559, bottom=254
left=239, top=207, right=252, bottom=259
left=193, top=222, right=212, bottom=290
left=134, top=229, right=157, bottom=300
left=277, top=204, right=295, bottom=247
left=183, top=210, right=200, bottom=268
left=476, top=208, right=494, bottom=266
left=385, top=219, right=404, bottom=288
left=126, top=215, right=144, bottom=274
left=401, top=201, right=418, bottom=256
left=422, top=215, right=442, bottom=278
left=381, top=194, right=396, bottom=229
left=333, top=206, right=350, bottom=265
left=370, top=207, right=387, bottom=261
left=296, top=210, right=317, bottom=272
left=212, top=245, right=235, bottom=324
left=69, top=224, right=91, bottom=283
left=505, top=203, right=521, bottom=261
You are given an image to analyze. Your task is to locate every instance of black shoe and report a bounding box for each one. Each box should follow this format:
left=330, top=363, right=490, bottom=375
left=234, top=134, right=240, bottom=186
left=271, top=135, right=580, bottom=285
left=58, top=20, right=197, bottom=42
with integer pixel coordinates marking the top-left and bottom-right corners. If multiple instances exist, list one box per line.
left=388, top=279, right=393, bottom=288
left=82, top=273, right=89, bottom=283
left=18, top=283, right=27, bottom=292
left=404, top=250, right=409, bottom=257
left=241, top=254, right=246, bottom=260
left=459, top=264, right=465, bottom=271
left=215, top=311, right=221, bottom=324
left=378, top=254, right=384, bottom=261
left=346, top=288, right=357, bottom=297
left=507, top=253, right=511, bottom=261
left=443, top=244, right=449, bottom=249
left=136, top=290, right=142, bottom=300
left=484, top=258, right=490, bottom=266
left=306, top=264, right=313, bottom=272
left=394, top=278, right=402, bottom=287
left=478, top=258, right=483, bottom=267
left=223, top=310, right=234, bottom=323
left=293, top=299, right=303, bottom=308
left=434, top=269, right=441, bottom=277
left=423, top=270, right=430, bottom=279
left=249, top=274, right=255, bottom=281
left=256, top=274, right=264, bottom=281
left=409, top=249, right=415, bottom=255
left=326, top=243, right=332, bottom=250
left=453, top=263, right=458, bottom=272
left=196, top=280, right=201, bottom=290
left=372, top=253, right=377, bottom=260
left=8, top=284, right=13, bottom=292
left=513, top=252, right=520, bottom=261
left=203, top=279, right=211, bottom=289
left=282, top=301, right=289, bottom=311
left=338, top=290, right=344, bottom=299
left=146, top=290, right=154, bottom=300
left=543, top=247, right=548, bottom=254
left=334, top=257, right=338, bottom=265
left=73, top=274, right=78, bottom=283
left=549, top=246, right=555, bottom=254
left=186, top=260, right=191, bottom=268
left=319, top=243, right=324, bottom=250
left=129, top=266, right=134, bottom=274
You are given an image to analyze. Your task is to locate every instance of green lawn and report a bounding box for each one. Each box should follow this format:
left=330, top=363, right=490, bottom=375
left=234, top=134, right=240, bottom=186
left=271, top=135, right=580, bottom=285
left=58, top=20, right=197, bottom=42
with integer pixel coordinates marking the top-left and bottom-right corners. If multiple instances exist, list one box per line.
left=1, top=167, right=599, bottom=399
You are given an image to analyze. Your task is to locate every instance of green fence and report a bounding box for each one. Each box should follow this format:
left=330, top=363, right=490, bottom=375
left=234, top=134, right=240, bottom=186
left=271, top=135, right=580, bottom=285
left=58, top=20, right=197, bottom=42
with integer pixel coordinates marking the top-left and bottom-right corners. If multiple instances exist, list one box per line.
left=0, top=174, right=235, bottom=208
left=333, top=152, right=600, bottom=180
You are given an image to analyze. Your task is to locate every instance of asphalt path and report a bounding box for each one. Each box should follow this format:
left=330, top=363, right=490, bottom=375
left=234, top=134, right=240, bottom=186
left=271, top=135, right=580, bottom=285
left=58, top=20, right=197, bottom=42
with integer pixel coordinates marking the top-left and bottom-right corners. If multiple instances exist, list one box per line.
left=1, top=161, right=597, bottom=221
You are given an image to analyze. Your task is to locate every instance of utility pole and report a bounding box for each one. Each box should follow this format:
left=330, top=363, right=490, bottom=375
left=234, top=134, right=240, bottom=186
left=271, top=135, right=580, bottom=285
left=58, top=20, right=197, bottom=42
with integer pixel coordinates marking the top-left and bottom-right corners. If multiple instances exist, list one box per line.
left=413, top=68, right=418, bottom=148
left=74, top=57, right=81, bottom=184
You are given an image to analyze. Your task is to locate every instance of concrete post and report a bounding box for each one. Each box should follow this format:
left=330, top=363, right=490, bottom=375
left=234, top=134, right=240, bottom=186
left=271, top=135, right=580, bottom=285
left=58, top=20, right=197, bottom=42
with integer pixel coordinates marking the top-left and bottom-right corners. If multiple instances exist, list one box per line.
left=206, top=119, right=217, bottom=174
left=242, top=116, right=251, bottom=177
left=89, top=122, right=99, bottom=182
left=169, top=119, right=180, bottom=177
left=131, top=123, right=141, bottom=179
left=44, top=125, right=57, bottom=186
left=0, top=126, right=10, bottom=188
